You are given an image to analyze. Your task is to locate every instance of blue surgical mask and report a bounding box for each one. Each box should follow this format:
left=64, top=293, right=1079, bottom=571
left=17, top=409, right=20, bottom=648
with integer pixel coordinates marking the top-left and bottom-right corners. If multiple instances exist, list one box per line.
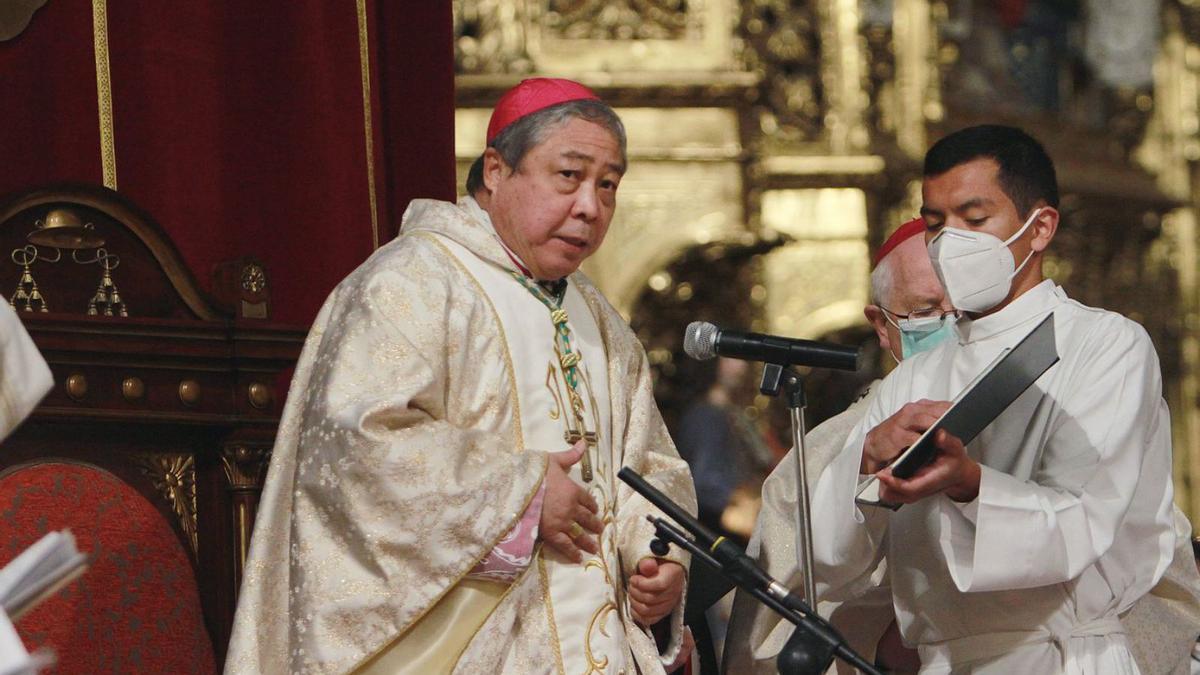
left=885, top=312, right=957, bottom=361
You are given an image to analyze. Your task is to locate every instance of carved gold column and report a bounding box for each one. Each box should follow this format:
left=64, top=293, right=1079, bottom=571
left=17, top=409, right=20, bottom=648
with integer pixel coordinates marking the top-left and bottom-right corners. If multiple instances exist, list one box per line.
left=221, top=444, right=272, bottom=598
left=892, top=0, right=940, bottom=159
left=1167, top=208, right=1200, bottom=521
left=1140, top=3, right=1200, bottom=521
left=818, top=0, right=869, bottom=153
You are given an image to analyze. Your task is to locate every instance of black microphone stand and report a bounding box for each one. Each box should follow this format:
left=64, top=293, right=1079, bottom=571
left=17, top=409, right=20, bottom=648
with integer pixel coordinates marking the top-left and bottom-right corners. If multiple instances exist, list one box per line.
left=759, top=364, right=818, bottom=610
left=619, top=469, right=883, bottom=675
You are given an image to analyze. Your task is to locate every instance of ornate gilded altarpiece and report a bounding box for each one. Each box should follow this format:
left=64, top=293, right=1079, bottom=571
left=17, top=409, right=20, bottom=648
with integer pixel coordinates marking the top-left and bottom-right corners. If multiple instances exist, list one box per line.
left=454, top=0, right=1200, bottom=522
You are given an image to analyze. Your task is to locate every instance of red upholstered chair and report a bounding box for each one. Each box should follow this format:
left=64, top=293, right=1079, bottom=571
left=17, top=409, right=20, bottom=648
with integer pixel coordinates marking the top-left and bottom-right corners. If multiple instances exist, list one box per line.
left=0, top=461, right=217, bottom=674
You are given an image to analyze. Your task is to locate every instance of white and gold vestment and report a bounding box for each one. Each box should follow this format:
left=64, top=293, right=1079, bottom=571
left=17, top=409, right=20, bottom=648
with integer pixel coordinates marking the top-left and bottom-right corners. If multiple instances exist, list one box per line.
left=225, top=197, right=695, bottom=674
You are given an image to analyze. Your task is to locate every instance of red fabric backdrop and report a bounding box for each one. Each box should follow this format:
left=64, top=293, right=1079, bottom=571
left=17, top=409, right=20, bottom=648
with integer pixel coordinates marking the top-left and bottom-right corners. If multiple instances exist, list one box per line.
left=0, top=1, right=455, bottom=325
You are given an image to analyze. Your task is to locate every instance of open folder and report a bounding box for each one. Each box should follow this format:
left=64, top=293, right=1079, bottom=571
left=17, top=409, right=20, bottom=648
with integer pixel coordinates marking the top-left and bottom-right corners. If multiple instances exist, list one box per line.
left=855, top=312, right=1060, bottom=509
left=0, top=530, right=90, bottom=622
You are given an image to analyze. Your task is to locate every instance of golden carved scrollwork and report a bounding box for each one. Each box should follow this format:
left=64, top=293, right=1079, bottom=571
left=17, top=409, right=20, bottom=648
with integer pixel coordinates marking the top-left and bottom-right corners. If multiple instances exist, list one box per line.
left=739, top=0, right=824, bottom=147
left=816, top=0, right=869, bottom=153
left=220, top=445, right=271, bottom=489
left=861, top=10, right=895, bottom=137
left=454, top=0, right=534, bottom=74
left=544, top=0, right=694, bottom=40
left=134, top=452, right=198, bottom=556
left=455, top=0, right=732, bottom=76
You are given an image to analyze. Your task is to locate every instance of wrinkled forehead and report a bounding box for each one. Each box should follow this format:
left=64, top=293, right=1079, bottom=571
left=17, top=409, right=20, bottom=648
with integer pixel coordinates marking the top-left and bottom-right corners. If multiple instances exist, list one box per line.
left=890, top=238, right=945, bottom=308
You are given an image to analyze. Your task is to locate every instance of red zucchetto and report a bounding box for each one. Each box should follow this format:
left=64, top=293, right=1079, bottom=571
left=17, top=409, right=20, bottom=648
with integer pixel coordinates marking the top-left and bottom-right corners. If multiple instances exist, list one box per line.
left=486, top=78, right=601, bottom=143
left=873, top=217, right=926, bottom=268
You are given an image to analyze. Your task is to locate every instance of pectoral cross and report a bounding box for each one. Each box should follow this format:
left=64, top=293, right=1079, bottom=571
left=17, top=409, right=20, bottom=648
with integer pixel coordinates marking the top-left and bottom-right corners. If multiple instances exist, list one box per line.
left=564, top=396, right=598, bottom=482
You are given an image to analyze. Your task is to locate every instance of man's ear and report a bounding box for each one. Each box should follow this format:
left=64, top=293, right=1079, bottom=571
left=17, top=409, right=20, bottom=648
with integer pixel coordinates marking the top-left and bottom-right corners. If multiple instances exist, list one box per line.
left=482, top=148, right=509, bottom=193
left=1030, top=205, right=1059, bottom=253
left=864, top=304, right=891, bottom=354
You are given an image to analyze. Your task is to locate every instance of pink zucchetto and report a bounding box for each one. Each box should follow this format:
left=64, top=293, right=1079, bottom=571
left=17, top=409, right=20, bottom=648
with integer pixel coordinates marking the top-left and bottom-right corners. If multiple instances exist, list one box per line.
left=873, top=217, right=926, bottom=268
left=486, top=78, right=601, bottom=143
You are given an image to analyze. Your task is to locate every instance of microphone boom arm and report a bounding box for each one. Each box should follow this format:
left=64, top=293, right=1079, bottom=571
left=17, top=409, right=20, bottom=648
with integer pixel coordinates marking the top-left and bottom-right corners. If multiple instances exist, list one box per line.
left=619, top=468, right=883, bottom=675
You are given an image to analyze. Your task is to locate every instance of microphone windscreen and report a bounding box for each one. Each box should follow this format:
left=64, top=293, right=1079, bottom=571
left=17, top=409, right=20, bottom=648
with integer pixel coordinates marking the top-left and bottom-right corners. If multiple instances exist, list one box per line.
left=683, top=321, right=719, bottom=360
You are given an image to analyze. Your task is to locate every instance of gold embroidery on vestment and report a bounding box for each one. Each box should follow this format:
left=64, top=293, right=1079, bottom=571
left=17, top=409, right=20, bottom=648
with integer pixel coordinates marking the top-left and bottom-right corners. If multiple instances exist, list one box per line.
left=357, top=233, right=541, bottom=672
left=538, top=555, right=568, bottom=675
left=546, top=364, right=565, bottom=421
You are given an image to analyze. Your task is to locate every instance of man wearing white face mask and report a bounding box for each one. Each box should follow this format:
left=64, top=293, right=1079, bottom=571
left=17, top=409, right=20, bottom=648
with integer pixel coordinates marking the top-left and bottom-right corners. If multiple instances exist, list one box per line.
left=807, top=125, right=1182, bottom=674
left=727, top=213, right=1200, bottom=674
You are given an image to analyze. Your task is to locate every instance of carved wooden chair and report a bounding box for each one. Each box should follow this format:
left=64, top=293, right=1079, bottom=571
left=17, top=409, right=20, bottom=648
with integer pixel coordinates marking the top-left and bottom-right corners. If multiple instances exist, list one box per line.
left=0, top=184, right=304, bottom=668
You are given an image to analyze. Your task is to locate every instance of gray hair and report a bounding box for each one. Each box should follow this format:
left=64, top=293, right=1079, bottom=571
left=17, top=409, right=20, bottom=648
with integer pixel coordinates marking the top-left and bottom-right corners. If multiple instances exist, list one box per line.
left=869, top=255, right=894, bottom=307
left=466, top=99, right=627, bottom=195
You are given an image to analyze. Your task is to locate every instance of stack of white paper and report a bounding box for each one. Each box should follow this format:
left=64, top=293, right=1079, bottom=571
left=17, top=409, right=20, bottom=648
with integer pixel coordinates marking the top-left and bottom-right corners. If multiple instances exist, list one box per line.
left=0, top=530, right=90, bottom=621
left=0, top=530, right=88, bottom=675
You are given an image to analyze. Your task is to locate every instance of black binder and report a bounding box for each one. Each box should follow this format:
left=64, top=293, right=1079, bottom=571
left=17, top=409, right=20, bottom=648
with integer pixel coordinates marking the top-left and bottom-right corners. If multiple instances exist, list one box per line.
left=856, top=312, right=1059, bottom=509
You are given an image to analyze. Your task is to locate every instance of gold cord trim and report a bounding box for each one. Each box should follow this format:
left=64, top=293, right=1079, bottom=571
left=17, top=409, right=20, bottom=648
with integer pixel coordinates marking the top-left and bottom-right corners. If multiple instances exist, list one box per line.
left=538, top=556, right=568, bottom=675
left=92, top=0, right=117, bottom=189
left=356, top=0, right=380, bottom=249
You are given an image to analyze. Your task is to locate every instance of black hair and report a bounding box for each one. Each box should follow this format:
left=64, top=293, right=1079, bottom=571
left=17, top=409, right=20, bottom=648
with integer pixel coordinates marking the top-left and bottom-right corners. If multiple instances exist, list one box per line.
left=924, top=125, right=1059, bottom=215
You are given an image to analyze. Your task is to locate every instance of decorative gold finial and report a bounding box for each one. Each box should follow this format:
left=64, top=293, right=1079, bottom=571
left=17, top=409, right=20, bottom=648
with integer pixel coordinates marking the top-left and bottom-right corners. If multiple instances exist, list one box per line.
left=27, top=209, right=105, bottom=250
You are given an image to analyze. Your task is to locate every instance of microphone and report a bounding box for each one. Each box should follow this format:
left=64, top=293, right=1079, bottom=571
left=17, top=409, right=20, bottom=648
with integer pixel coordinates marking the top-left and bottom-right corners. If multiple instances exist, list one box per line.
left=684, top=322, right=860, bottom=372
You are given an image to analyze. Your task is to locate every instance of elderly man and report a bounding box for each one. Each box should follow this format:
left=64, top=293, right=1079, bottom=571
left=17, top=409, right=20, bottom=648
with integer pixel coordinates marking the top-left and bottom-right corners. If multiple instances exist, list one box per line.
left=225, top=78, right=695, bottom=675
left=725, top=216, right=1200, bottom=673
left=804, top=124, right=1179, bottom=673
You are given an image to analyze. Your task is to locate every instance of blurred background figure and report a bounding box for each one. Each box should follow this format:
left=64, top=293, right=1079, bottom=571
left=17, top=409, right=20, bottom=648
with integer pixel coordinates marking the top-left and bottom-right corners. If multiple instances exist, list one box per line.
left=673, top=355, right=777, bottom=672
left=674, top=356, right=776, bottom=539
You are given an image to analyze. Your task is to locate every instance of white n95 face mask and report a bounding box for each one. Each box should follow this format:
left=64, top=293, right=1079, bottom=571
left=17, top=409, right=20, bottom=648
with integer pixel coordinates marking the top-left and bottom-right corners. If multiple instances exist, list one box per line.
left=927, top=207, right=1043, bottom=313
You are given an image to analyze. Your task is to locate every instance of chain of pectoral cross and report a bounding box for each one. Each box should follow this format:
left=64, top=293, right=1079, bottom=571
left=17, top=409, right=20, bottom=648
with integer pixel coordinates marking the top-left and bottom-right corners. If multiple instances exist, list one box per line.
left=510, top=271, right=597, bottom=481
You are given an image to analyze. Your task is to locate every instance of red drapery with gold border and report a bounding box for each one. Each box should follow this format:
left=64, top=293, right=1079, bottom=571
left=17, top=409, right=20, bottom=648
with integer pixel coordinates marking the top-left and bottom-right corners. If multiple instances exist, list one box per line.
left=0, top=0, right=455, bottom=325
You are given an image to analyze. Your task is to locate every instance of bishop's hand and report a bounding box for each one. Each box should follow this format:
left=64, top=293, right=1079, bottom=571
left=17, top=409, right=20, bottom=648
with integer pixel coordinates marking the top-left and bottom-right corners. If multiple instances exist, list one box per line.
left=539, top=440, right=605, bottom=563
left=628, top=557, right=685, bottom=627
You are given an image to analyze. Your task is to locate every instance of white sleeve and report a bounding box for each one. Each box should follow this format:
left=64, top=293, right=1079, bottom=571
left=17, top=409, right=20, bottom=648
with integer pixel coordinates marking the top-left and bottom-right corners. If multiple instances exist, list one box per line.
left=937, top=321, right=1175, bottom=594
left=811, top=387, right=891, bottom=603
left=0, top=303, right=51, bottom=441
